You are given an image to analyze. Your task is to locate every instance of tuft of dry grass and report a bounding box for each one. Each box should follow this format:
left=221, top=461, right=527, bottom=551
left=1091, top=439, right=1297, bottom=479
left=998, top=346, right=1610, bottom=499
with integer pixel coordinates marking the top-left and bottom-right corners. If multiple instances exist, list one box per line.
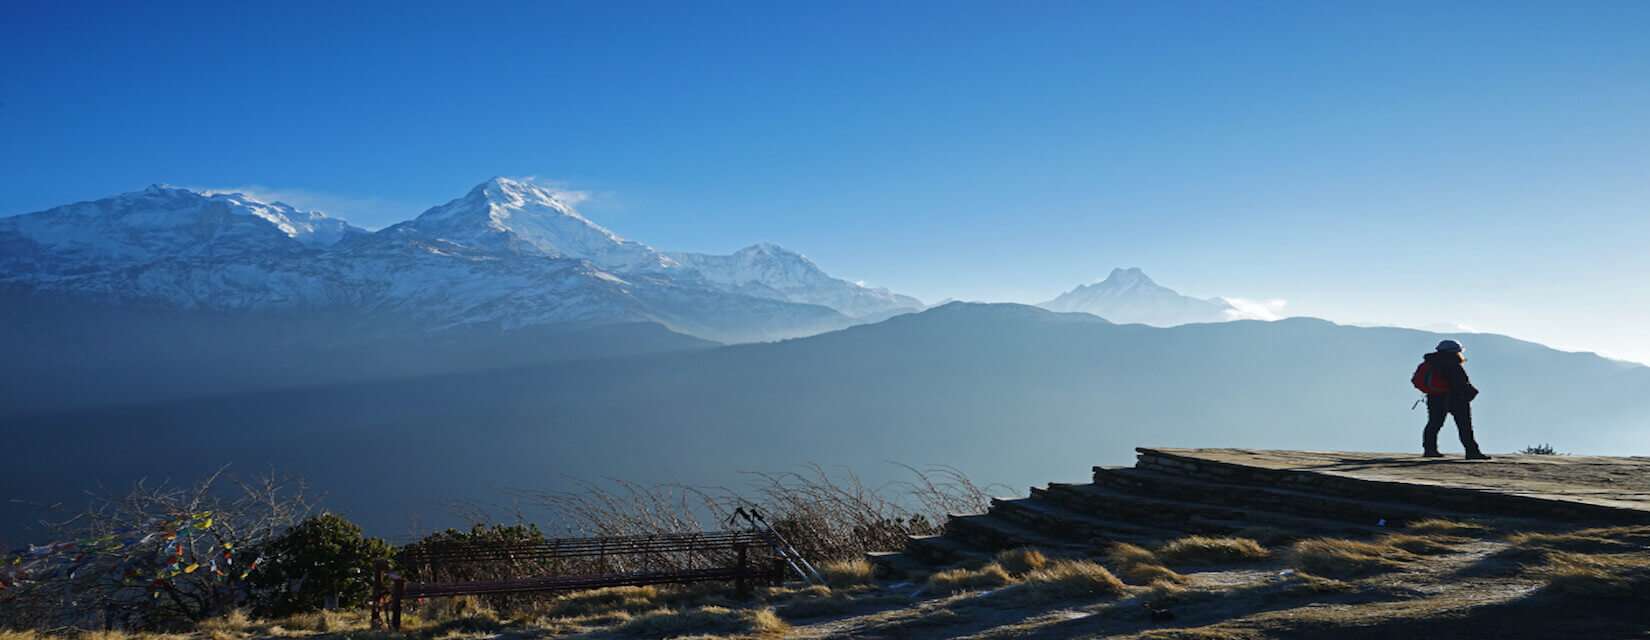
left=614, top=605, right=789, bottom=638
left=1157, top=536, right=1270, bottom=565
left=1287, top=571, right=1356, bottom=594
left=1290, top=538, right=1410, bottom=578
left=1015, top=560, right=1128, bottom=600
left=1107, top=542, right=1159, bottom=567
left=1107, top=543, right=1188, bottom=586
left=1404, top=518, right=1488, bottom=536
left=1381, top=533, right=1464, bottom=556
left=1138, top=628, right=1261, bottom=639
left=1507, top=530, right=1640, bottom=554
left=992, top=548, right=1049, bottom=576
left=195, top=610, right=252, bottom=638
left=926, top=563, right=1016, bottom=594
left=820, top=558, right=877, bottom=588
left=530, top=585, right=663, bottom=620
left=1536, top=551, right=1650, bottom=600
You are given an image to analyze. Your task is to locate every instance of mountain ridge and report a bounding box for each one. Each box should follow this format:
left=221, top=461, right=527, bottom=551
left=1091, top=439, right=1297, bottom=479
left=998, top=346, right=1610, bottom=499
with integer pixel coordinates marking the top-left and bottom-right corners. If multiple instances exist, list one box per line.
left=1040, top=267, right=1248, bottom=326
left=0, top=179, right=920, bottom=343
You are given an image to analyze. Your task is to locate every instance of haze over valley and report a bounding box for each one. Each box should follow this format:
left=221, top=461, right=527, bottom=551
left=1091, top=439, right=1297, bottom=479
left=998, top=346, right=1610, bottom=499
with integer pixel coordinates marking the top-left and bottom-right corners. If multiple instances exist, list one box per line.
left=3, top=182, right=1646, bottom=544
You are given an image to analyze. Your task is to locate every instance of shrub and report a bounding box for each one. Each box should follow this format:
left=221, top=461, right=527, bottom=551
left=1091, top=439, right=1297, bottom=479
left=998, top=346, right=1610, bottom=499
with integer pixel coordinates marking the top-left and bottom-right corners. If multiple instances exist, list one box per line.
left=249, top=513, right=392, bottom=616
left=1520, top=443, right=1559, bottom=455
left=0, top=472, right=311, bottom=631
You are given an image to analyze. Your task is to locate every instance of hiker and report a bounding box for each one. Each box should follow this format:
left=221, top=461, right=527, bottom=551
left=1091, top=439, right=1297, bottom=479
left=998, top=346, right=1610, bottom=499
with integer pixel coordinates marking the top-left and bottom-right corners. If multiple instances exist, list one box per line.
left=1412, top=340, right=1490, bottom=460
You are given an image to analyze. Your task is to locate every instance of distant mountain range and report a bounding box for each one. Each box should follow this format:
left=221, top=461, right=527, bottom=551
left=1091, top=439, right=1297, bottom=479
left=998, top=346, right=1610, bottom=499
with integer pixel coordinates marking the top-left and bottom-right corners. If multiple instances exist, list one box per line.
left=5, top=302, right=1644, bottom=540
left=1040, top=267, right=1253, bottom=326
left=0, top=178, right=923, bottom=343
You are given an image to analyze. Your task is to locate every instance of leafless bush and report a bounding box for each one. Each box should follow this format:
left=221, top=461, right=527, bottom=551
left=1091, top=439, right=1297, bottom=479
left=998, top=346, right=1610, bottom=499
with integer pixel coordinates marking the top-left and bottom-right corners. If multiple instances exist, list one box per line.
left=510, top=463, right=1001, bottom=566
left=0, top=470, right=311, bottom=631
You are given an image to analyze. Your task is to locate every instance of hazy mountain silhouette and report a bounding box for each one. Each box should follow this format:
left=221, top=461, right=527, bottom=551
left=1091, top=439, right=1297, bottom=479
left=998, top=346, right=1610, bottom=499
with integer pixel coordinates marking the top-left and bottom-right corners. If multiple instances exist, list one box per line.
left=4, top=302, right=1645, bottom=543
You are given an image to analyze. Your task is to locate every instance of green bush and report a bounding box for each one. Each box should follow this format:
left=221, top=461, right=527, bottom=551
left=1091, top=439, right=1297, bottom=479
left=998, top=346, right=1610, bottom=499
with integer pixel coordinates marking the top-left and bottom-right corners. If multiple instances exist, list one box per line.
left=250, top=513, right=392, bottom=616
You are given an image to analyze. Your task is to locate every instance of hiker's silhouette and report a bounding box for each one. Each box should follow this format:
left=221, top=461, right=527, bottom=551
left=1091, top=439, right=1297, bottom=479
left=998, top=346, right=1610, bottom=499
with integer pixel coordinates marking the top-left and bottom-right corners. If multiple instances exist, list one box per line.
left=1412, top=340, right=1491, bottom=460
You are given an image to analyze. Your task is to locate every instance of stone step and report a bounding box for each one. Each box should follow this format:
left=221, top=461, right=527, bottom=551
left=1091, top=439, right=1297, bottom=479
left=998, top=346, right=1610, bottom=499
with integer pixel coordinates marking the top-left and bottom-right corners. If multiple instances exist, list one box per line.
left=990, top=494, right=1182, bottom=546
left=865, top=551, right=926, bottom=579
left=1132, top=447, right=1641, bottom=523
left=1037, top=481, right=1382, bottom=539
left=943, top=512, right=1090, bottom=555
left=904, top=533, right=991, bottom=566
left=1092, top=466, right=1445, bottom=529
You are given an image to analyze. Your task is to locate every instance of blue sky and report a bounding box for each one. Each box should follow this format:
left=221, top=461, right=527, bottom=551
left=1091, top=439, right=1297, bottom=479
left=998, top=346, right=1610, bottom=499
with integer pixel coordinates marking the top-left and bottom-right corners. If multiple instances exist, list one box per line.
left=4, top=1, right=1648, bottom=362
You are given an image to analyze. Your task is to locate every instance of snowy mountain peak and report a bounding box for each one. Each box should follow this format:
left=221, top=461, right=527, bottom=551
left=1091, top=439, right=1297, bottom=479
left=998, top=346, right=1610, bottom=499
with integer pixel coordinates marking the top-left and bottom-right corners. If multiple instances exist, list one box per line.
left=1102, top=267, right=1155, bottom=288
left=735, top=242, right=810, bottom=262
left=399, top=178, right=670, bottom=271
left=667, top=243, right=922, bottom=319
left=1041, top=267, right=1235, bottom=326
left=0, top=186, right=365, bottom=272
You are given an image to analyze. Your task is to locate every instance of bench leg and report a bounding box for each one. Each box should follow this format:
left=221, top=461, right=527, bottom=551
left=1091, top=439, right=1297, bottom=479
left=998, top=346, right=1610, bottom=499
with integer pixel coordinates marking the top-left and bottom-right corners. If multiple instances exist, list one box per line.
left=391, top=577, right=405, bottom=631
left=371, top=562, right=385, bottom=630
left=736, top=544, right=752, bottom=599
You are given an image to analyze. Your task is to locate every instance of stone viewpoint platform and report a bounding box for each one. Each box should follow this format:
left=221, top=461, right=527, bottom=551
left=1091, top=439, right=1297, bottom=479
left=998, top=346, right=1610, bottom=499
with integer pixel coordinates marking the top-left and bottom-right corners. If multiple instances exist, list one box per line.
left=872, top=447, right=1650, bottom=573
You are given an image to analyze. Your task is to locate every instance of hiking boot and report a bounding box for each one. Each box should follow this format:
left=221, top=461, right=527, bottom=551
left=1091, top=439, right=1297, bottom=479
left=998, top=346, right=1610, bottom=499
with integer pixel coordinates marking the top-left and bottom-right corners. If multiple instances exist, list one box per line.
left=1465, top=452, right=1493, bottom=461
left=1422, top=450, right=1444, bottom=458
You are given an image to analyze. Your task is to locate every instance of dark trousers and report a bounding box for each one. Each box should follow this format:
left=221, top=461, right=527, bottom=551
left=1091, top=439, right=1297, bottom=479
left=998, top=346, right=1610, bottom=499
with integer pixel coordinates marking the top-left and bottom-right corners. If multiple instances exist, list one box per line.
left=1423, top=395, right=1481, bottom=454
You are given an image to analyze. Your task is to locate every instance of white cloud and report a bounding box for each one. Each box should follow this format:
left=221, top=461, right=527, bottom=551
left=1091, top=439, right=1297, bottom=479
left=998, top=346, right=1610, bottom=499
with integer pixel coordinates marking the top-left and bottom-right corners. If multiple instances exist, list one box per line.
left=1221, top=297, right=1289, bottom=321
left=518, top=176, right=592, bottom=206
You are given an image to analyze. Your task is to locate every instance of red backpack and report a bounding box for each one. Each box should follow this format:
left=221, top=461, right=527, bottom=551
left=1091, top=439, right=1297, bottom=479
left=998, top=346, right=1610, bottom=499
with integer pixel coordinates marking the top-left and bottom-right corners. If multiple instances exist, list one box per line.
left=1411, top=360, right=1450, bottom=395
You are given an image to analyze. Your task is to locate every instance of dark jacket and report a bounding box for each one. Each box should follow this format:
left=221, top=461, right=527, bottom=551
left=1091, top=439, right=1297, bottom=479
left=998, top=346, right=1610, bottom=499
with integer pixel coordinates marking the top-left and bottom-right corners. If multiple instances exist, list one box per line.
left=1422, top=351, right=1479, bottom=405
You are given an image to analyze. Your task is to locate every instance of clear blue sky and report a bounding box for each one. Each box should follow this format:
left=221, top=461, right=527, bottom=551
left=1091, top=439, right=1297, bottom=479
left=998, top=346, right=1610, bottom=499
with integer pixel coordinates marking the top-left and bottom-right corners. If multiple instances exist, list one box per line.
left=4, top=1, right=1649, bottom=362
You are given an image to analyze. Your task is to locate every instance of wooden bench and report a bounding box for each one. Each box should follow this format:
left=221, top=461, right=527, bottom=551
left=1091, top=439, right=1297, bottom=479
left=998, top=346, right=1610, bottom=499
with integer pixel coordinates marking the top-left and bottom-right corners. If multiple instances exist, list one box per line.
left=371, top=530, right=783, bottom=630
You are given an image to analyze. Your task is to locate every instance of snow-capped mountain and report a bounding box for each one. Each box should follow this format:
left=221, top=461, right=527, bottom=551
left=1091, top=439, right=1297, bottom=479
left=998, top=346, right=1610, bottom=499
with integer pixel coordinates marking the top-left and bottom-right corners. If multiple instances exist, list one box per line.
left=1039, top=267, right=1240, bottom=326
left=669, top=243, right=923, bottom=319
left=0, top=179, right=917, bottom=343
left=387, top=178, right=673, bottom=272
left=0, top=185, right=363, bottom=270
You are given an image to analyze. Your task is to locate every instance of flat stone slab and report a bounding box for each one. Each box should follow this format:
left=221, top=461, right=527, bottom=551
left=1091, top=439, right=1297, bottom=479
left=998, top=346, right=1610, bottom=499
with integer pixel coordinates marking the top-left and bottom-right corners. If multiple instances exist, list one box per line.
left=1141, top=448, right=1650, bottom=516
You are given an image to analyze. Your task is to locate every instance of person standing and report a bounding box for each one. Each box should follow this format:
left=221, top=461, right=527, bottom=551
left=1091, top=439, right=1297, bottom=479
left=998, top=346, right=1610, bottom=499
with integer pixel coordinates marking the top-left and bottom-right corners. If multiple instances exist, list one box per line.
left=1412, top=340, right=1491, bottom=460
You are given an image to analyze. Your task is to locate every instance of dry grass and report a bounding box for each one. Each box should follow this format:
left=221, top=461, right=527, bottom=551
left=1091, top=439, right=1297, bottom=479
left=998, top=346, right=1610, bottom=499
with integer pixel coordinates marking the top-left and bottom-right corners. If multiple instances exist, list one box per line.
left=1014, top=560, right=1128, bottom=600
left=1137, top=628, right=1260, bottom=639
left=1286, top=571, right=1356, bottom=594
left=1507, top=530, right=1641, bottom=554
left=613, top=605, right=789, bottom=638
left=527, top=585, right=666, bottom=621
left=1289, top=538, right=1410, bottom=578
left=1108, top=543, right=1188, bottom=586
left=1535, top=551, right=1650, bottom=599
left=992, top=548, right=1049, bottom=576
left=1381, top=533, right=1463, bottom=556
left=1403, top=518, right=1488, bottom=536
left=925, top=563, right=1015, bottom=594
left=1157, top=536, right=1270, bottom=565
left=819, top=558, right=877, bottom=588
